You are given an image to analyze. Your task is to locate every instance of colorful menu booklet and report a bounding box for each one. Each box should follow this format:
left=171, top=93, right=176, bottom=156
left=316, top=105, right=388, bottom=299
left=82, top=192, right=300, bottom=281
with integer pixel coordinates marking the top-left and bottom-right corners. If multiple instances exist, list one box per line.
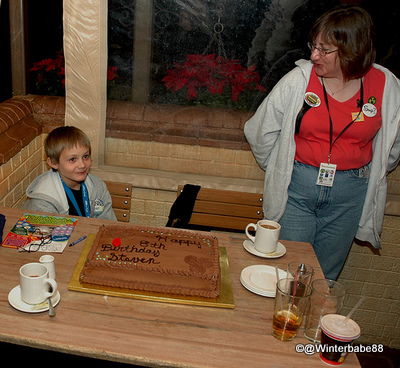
left=1, top=213, right=78, bottom=253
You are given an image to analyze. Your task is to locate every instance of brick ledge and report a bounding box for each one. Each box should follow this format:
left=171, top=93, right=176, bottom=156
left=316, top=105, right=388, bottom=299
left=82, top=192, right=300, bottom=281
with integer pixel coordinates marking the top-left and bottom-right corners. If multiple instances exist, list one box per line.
left=106, top=100, right=253, bottom=150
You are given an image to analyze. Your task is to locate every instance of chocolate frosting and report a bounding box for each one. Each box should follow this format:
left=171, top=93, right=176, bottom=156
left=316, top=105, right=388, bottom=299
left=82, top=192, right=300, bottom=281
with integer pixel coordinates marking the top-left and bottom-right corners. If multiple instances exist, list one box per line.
left=80, top=224, right=220, bottom=298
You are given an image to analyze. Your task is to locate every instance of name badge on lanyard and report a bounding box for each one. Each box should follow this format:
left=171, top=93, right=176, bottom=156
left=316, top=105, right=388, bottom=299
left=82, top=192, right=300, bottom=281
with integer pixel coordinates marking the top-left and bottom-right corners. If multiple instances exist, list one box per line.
left=317, top=162, right=337, bottom=187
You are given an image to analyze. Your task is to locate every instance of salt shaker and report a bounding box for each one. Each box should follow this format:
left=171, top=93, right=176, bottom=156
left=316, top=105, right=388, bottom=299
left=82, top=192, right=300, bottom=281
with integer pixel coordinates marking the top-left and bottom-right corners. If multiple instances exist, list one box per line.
left=287, top=261, right=314, bottom=286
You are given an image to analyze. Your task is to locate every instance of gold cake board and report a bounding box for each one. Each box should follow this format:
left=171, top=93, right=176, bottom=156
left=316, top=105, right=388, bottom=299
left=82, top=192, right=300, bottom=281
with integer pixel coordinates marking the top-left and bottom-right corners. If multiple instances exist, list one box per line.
left=68, top=234, right=235, bottom=309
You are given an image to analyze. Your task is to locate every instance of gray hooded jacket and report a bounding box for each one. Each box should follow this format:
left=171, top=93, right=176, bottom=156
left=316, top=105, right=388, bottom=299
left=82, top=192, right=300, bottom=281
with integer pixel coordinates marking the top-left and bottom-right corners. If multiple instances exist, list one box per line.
left=24, top=169, right=117, bottom=221
left=244, top=59, right=400, bottom=249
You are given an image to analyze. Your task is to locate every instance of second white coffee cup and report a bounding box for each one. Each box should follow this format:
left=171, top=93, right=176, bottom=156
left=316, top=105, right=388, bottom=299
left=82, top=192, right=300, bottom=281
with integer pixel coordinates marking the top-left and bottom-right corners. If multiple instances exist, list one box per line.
left=245, top=219, right=281, bottom=253
left=20, top=263, right=57, bottom=305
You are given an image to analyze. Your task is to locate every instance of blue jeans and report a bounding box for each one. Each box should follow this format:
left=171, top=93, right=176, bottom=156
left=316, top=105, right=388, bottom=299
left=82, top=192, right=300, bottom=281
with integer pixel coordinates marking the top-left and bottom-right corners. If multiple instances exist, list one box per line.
left=279, top=161, right=369, bottom=280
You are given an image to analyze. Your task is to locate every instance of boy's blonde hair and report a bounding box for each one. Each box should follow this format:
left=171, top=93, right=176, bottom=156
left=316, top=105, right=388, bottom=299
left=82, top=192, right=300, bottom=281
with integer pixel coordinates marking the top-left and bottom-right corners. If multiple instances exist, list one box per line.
left=45, top=126, right=91, bottom=164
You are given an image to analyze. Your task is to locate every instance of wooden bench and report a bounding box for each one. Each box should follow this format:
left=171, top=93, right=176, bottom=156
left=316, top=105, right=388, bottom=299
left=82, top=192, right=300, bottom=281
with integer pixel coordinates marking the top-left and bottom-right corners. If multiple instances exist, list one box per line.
left=104, top=181, right=132, bottom=222
left=176, top=185, right=263, bottom=232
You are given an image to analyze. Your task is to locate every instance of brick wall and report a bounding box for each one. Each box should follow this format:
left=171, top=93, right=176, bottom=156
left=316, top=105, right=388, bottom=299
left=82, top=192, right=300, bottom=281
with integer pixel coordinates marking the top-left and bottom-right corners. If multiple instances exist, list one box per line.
left=0, top=136, right=44, bottom=208
left=0, top=95, right=64, bottom=209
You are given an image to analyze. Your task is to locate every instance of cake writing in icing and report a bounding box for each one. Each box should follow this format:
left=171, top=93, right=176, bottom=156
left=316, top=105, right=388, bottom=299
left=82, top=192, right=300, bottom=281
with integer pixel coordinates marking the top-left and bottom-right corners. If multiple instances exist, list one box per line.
left=80, top=224, right=221, bottom=298
left=92, top=232, right=212, bottom=268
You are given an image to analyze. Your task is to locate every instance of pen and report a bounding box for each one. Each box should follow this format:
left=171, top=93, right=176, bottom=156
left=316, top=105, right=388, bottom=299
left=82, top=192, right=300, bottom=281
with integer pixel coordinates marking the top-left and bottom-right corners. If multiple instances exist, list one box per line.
left=69, top=235, right=87, bottom=247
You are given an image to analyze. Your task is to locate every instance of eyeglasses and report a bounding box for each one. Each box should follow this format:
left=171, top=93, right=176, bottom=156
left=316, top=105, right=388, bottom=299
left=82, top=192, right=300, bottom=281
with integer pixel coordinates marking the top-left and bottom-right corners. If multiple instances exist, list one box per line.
left=308, top=42, right=338, bottom=57
left=18, top=235, right=53, bottom=253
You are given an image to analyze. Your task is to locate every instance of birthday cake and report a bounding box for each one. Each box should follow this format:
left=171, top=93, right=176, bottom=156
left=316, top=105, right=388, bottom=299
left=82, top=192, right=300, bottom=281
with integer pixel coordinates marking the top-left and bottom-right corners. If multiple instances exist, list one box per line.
left=80, top=224, right=221, bottom=298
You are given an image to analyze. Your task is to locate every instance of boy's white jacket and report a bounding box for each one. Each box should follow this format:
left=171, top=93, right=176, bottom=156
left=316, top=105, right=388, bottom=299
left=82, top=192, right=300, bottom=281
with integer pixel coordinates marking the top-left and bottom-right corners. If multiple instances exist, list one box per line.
left=24, top=169, right=117, bottom=221
left=244, top=59, right=400, bottom=249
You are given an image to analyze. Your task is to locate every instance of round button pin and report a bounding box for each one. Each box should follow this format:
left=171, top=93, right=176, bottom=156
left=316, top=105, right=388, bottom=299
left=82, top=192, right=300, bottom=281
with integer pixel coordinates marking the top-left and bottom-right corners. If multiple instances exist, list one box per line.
left=305, top=92, right=321, bottom=107
left=362, top=103, right=377, bottom=118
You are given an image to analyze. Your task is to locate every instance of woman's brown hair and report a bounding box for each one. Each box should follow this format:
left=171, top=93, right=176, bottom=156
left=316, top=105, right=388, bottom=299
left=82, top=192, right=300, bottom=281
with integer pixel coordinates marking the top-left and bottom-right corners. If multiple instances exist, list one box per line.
left=309, top=6, right=376, bottom=80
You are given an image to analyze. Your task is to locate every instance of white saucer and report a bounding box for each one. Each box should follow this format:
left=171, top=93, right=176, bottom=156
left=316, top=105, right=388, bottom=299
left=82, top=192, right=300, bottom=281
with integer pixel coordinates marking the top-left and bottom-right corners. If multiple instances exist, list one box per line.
left=240, top=265, right=287, bottom=297
left=240, top=276, right=274, bottom=297
left=243, top=240, right=286, bottom=258
left=8, top=286, right=60, bottom=313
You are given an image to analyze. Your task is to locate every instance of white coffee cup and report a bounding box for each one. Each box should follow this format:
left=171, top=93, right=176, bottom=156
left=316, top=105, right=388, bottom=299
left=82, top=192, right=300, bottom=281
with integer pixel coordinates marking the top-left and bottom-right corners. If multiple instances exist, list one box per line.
left=245, top=219, right=281, bottom=253
left=39, top=255, right=56, bottom=279
left=20, top=263, right=57, bottom=305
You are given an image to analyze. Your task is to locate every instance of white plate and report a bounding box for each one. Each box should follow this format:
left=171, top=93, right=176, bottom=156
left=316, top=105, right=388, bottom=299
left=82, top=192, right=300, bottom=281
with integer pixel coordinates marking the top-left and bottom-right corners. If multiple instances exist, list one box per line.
left=243, top=240, right=286, bottom=259
left=240, top=265, right=287, bottom=297
left=240, top=276, right=275, bottom=297
left=8, top=285, right=60, bottom=313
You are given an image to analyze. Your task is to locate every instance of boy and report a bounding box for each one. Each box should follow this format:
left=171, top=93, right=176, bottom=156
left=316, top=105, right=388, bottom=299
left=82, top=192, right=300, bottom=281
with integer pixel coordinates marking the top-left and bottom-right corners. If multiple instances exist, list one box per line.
left=24, top=126, right=117, bottom=220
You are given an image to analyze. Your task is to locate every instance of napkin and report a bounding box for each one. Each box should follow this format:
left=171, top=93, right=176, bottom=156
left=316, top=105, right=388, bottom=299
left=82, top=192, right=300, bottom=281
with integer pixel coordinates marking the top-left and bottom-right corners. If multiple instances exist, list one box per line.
left=0, top=214, right=6, bottom=243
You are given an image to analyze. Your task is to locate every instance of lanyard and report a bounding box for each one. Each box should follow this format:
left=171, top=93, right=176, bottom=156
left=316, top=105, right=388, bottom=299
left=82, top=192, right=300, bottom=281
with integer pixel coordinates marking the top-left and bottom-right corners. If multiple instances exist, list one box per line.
left=61, top=177, right=91, bottom=217
left=321, top=77, right=363, bottom=163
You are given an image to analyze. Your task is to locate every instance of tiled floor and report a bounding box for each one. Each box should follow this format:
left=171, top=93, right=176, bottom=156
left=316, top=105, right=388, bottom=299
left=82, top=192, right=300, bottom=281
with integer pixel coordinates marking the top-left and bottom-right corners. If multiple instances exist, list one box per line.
left=357, top=347, right=400, bottom=368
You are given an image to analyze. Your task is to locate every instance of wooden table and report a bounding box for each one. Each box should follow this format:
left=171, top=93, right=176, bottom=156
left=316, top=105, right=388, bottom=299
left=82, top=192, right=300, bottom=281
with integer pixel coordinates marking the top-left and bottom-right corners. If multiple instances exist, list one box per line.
left=0, top=207, right=360, bottom=367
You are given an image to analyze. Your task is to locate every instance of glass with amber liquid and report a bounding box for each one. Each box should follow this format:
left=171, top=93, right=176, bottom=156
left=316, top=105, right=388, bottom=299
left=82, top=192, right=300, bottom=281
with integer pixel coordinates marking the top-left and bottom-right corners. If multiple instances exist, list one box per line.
left=272, top=278, right=312, bottom=341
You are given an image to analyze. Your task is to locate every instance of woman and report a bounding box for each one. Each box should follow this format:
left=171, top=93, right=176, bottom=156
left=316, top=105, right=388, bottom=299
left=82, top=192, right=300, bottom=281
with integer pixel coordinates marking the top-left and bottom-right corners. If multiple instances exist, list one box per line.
left=244, top=6, right=400, bottom=280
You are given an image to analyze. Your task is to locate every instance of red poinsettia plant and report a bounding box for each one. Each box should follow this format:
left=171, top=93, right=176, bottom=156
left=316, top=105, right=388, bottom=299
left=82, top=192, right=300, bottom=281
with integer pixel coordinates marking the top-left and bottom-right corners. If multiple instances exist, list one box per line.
left=162, top=54, right=266, bottom=109
left=30, top=51, right=118, bottom=96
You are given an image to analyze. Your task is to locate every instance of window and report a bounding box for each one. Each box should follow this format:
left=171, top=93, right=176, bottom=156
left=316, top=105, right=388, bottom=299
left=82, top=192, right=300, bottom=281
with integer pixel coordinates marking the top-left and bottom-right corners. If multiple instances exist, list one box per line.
left=107, top=0, right=319, bottom=111
left=28, top=1, right=64, bottom=96
left=0, top=0, right=12, bottom=102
